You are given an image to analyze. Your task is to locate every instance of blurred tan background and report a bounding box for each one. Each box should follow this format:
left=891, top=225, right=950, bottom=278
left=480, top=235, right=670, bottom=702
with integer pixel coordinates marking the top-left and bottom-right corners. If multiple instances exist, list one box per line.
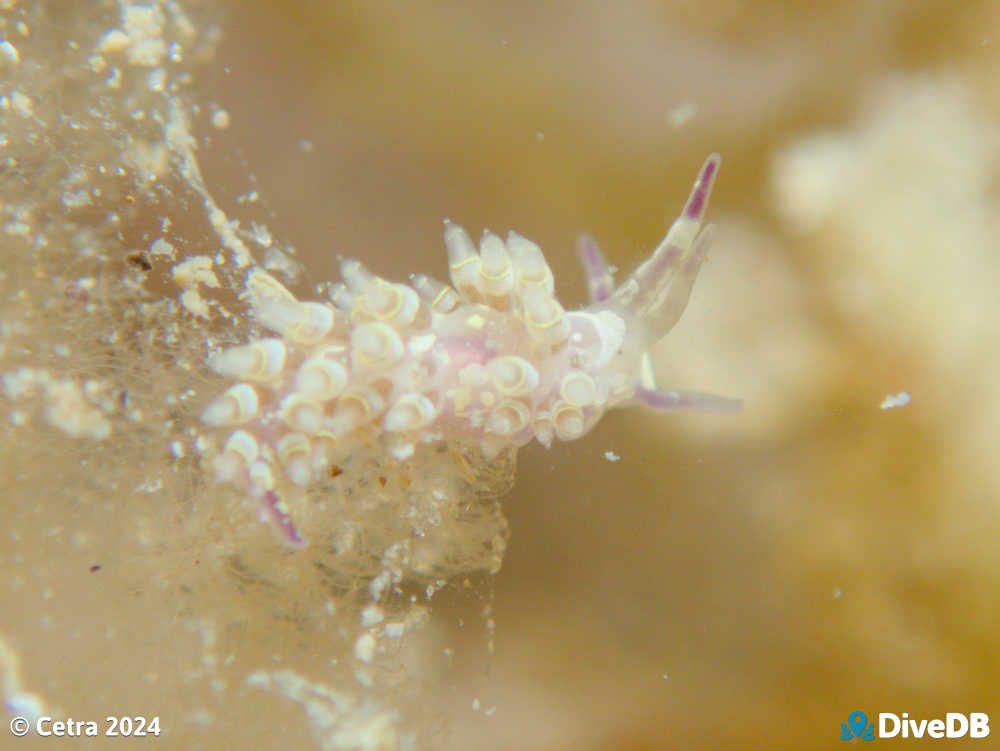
left=183, top=0, right=1000, bottom=748
left=4, top=0, right=1000, bottom=749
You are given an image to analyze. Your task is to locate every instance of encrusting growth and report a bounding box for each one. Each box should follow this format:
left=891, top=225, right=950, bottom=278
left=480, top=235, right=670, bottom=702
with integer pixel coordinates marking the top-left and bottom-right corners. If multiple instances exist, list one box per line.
left=201, top=155, right=740, bottom=547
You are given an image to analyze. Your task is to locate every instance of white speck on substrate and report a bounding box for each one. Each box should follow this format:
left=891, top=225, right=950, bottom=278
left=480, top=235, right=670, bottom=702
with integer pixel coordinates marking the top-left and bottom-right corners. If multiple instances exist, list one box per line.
left=353, top=633, right=376, bottom=663
left=211, top=109, right=230, bottom=130
left=360, top=605, right=384, bottom=626
left=146, top=67, right=166, bottom=91
left=667, top=101, right=697, bottom=128
left=97, top=29, right=130, bottom=54
left=135, top=478, right=163, bottom=493
left=10, top=91, right=32, bottom=117
left=604, top=450, right=620, bottom=462
left=880, top=391, right=911, bottom=409
left=251, top=221, right=272, bottom=247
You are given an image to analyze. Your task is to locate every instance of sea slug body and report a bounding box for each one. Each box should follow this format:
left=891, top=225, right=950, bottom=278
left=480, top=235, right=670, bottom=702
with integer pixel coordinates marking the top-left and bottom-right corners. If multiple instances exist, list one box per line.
left=201, top=155, right=740, bottom=547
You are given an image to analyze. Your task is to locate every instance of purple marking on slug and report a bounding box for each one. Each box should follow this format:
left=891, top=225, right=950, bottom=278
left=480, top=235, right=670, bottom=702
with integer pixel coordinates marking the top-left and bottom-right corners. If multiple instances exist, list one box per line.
left=635, top=386, right=742, bottom=413
left=261, top=490, right=307, bottom=549
left=683, top=154, right=721, bottom=221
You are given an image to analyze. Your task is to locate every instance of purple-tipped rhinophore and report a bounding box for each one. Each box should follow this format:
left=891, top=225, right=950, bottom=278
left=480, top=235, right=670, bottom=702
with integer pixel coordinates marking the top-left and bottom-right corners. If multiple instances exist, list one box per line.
left=683, top=152, right=720, bottom=221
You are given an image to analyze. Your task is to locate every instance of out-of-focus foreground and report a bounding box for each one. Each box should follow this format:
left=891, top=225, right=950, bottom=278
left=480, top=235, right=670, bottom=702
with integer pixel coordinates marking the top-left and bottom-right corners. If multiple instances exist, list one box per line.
left=2, top=0, right=999, bottom=749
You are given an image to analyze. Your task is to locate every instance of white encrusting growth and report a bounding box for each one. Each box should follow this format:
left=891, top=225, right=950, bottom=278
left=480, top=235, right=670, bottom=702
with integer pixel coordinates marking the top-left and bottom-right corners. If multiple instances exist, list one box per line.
left=201, top=155, right=739, bottom=547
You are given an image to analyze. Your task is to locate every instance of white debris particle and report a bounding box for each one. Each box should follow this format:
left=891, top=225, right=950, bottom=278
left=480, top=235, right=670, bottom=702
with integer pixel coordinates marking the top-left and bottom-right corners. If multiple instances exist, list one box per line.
left=383, top=622, right=405, bottom=639
left=262, top=246, right=301, bottom=279
left=484, top=706, right=497, bottom=716
left=662, top=673, right=669, bottom=681
left=146, top=67, right=166, bottom=91
left=125, top=139, right=169, bottom=179
left=120, top=3, right=168, bottom=66
left=172, top=255, right=220, bottom=288
left=179, top=288, right=211, bottom=318
left=61, top=189, right=92, bottom=209
left=667, top=101, right=697, bottom=128
left=251, top=221, right=271, bottom=247
left=10, top=91, right=32, bottom=117
left=880, top=391, right=911, bottom=410
left=604, top=450, right=620, bottom=462
left=4, top=220, right=29, bottom=237
left=246, top=670, right=402, bottom=749
left=43, top=378, right=112, bottom=440
left=97, top=29, right=130, bottom=54
left=128, top=36, right=167, bottom=67
left=353, top=633, right=376, bottom=663
left=360, top=605, right=384, bottom=627
left=135, top=477, right=163, bottom=493
left=163, top=98, right=254, bottom=268
left=832, top=586, right=844, bottom=599
left=3, top=368, right=36, bottom=399
left=149, top=237, right=175, bottom=258
left=169, top=440, right=185, bottom=458
left=0, top=40, right=20, bottom=64
left=88, top=54, right=106, bottom=73
left=211, top=109, right=230, bottom=129
left=472, top=698, right=480, bottom=711
left=188, top=709, right=212, bottom=727
left=298, top=139, right=313, bottom=153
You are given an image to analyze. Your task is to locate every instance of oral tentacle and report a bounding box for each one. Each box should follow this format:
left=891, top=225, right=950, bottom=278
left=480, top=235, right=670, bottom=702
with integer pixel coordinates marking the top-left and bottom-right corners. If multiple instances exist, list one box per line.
left=634, top=386, right=742, bottom=413
left=643, top=223, right=715, bottom=343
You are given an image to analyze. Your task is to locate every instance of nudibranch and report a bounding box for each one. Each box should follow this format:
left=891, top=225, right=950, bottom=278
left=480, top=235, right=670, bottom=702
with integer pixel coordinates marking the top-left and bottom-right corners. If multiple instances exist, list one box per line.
left=201, top=154, right=739, bottom=547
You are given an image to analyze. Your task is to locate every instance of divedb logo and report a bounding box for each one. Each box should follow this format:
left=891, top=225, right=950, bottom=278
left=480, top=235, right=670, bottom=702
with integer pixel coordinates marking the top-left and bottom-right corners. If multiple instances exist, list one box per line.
left=841, top=711, right=990, bottom=741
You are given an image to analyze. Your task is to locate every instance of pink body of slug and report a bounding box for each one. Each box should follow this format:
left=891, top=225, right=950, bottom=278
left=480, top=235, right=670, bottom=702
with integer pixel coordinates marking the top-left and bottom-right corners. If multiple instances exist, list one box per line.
left=201, top=155, right=739, bottom=547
